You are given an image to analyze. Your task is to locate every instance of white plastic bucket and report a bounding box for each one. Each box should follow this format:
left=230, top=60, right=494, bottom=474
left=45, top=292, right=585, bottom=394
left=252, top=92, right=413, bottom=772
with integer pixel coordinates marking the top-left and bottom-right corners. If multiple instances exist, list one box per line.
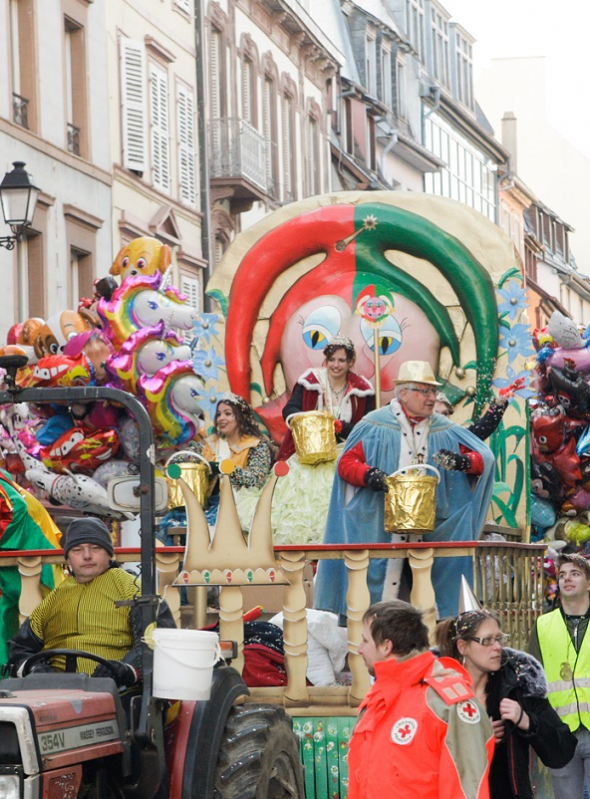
left=152, top=628, right=221, bottom=701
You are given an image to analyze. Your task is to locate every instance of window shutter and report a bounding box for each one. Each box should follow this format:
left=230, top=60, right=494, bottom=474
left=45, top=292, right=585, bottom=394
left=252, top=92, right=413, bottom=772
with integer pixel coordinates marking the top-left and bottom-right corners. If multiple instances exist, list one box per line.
left=150, top=63, right=170, bottom=192
left=120, top=37, right=147, bottom=171
left=180, top=275, right=202, bottom=312
left=210, top=30, right=221, bottom=120
left=242, top=60, right=252, bottom=124
left=174, top=0, right=191, bottom=13
left=178, top=86, right=196, bottom=206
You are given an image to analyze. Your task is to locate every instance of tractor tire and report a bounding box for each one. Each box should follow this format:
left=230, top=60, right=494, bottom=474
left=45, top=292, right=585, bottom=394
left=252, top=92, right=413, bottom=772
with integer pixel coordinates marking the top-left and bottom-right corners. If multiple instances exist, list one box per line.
left=213, top=704, right=305, bottom=799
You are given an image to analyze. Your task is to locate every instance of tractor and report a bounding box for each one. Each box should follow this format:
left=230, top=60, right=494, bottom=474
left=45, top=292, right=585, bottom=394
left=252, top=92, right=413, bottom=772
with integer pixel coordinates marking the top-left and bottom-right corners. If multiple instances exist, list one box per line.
left=0, top=353, right=305, bottom=799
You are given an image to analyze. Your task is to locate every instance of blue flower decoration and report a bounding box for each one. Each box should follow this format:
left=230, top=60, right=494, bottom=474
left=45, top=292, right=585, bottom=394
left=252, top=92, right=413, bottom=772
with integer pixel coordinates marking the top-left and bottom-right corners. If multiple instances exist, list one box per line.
left=192, top=347, right=225, bottom=382
left=197, top=387, right=223, bottom=420
left=499, top=323, right=535, bottom=364
left=493, top=366, right=535, bottom=400
left=191, top=313, right=220, bottom=346
left=497, top=281, right=528, bottom=320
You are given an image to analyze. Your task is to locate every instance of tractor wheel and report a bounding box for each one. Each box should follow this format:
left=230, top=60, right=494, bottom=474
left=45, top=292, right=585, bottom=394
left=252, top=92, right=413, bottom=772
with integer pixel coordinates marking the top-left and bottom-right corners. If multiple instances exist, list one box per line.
left=214, top=704, right=304, bottom=799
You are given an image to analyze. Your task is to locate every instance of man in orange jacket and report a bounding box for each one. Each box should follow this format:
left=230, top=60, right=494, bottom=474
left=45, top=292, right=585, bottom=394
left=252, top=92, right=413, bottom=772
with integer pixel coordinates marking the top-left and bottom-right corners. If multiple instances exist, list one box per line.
left=348, top=600, right=494, bottom=799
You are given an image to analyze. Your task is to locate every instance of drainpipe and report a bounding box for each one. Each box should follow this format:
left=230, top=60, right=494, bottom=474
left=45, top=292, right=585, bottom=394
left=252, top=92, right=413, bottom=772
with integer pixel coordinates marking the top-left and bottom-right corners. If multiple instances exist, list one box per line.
left=194, top=0, right=213, bottom=311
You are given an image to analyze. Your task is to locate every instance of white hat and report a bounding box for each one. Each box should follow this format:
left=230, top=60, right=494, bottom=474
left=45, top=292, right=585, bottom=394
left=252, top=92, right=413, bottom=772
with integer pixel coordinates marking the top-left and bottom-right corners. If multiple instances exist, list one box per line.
left=393, top=360, right=441, bottom=387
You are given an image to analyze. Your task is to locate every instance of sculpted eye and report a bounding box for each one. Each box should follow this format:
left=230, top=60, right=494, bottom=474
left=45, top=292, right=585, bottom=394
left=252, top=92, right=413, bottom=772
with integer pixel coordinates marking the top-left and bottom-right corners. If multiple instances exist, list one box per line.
left=122, top=256, right=130, bottom=268
left=136, top=257, right=147, bottom=269
left=148, top=300, right=158, bottom=310
left=361, top=315, right=402, bottom=355
left=302, top=306, right=342, bottom=350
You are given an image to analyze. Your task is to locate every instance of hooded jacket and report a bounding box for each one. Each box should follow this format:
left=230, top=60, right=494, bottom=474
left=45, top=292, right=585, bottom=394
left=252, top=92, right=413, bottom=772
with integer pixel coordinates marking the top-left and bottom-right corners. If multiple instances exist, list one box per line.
left=485, top=648, right=577, bottom=799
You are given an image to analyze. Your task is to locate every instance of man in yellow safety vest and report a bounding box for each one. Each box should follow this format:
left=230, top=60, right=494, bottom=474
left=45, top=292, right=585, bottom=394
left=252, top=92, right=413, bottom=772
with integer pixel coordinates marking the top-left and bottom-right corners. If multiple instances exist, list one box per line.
left=529, top=552, right=589, bottom=798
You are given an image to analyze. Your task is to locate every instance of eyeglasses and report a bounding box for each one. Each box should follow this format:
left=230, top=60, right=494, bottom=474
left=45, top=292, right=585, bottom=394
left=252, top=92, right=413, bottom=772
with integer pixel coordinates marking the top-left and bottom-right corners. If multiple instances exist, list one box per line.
left=467, top=634, right=509, bottom=647
left=410, top=387, right=438, bottom=397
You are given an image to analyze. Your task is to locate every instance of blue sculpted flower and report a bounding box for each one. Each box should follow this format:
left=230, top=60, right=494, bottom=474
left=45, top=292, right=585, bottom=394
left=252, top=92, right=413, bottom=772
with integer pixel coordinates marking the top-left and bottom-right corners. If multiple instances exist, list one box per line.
left=493, top=366, right=535, bottom=400
left=497, top=281, right=528, bottom=321
left=197, top=387, right=223, bottom=421
left=498, top=323, right=535, bottom=364
left=191, top=313, right=220, bottom=346
left=192, top=347, right=225, bottom=382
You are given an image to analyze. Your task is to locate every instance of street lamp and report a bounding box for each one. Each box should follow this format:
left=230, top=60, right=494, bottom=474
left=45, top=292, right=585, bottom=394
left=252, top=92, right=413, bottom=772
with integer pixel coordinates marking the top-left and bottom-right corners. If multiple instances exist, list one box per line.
left=0, top=162, right=40, bottom=250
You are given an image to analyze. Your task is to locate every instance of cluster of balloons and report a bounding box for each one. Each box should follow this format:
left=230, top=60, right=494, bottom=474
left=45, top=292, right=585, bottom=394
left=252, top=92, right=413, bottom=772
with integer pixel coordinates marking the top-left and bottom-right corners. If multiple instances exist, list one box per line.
left=530, top=310, right=590, bottom=552
left=0, top=237, right=205, bottom=518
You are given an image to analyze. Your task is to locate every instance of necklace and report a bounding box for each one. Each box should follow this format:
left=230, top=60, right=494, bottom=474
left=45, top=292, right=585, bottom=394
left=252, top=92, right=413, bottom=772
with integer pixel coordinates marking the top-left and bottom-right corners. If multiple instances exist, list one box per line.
left=329, top=382, right=347, bottom=401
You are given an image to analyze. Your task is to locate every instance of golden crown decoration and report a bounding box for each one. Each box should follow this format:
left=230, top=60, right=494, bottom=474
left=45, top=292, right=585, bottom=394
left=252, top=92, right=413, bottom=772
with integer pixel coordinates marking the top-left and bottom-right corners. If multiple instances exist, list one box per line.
left=170, top=461, right=289, bottom=587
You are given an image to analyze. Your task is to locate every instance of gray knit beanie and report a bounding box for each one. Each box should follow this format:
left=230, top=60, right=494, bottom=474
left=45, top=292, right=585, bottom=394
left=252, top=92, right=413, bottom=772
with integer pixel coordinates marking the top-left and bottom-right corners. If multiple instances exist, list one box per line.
left=64, top=517, right=114, bottom=557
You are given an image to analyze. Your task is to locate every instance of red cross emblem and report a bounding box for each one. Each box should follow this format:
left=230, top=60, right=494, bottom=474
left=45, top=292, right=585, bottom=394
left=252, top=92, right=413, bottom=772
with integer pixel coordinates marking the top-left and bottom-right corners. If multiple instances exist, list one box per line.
left=457, top=700, right=481, bottom=724
left=391, top=717, right=418, bottom=745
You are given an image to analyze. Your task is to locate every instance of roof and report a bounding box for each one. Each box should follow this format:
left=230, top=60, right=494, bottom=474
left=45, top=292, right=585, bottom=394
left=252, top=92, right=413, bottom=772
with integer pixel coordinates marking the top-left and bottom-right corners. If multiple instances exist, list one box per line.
left=311, top=0, right=359, bottom=82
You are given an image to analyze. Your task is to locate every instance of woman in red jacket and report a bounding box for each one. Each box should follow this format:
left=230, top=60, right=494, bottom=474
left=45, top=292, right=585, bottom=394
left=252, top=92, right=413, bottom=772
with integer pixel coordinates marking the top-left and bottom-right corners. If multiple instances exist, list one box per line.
left=269, top=336, right=374, bottom=544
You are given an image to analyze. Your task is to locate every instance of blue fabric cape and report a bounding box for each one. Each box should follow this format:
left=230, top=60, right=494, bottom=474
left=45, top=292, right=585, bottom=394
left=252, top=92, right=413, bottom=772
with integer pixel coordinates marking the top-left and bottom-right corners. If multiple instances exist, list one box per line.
left=314, top=407, right=496, bottom=619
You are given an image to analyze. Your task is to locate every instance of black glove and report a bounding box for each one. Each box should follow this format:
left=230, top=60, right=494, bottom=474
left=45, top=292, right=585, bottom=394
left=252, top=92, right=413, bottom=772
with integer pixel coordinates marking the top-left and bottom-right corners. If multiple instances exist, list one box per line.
left=92, top=660, right=139, bottom=687
left=208, top=461, right=220, bottom=477
left=364, top=467, right=389, bottom=492
left=433, top=449, right=471, bottom=472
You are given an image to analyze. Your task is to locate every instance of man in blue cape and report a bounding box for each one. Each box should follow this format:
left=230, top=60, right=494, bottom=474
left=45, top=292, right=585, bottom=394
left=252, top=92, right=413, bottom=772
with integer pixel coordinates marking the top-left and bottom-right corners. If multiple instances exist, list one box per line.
left=314, top=361, right=495, bottom=620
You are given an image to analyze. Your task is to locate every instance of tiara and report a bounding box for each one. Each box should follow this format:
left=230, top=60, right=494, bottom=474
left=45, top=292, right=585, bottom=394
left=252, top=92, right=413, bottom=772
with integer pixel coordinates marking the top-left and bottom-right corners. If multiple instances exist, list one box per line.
left=326, top=335, right=355, bottom=351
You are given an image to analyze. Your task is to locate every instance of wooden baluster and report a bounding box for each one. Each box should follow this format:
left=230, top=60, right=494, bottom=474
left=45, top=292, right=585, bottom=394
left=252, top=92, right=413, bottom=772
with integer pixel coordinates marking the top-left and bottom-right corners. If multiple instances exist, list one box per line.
left=18, top=556, right=45, bottom=623
left=155, top=549, right=182, bottom=627
left=278, top=551, right=309, bottom=706
left=408, top=548, right=436, bottom=637
left=345, top=549, right=371, bottom=706
left=218, top=585, right=244, bottom=674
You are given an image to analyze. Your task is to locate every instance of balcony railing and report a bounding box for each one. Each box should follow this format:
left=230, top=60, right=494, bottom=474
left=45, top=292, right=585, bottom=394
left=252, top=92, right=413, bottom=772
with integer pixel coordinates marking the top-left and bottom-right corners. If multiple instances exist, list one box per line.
left=12, top=93, right=29, bottom=130
left=209, top=117, right=267, bottom=191
left=67, top=122, right=81, bottom=156
left=2, top=539, right=545, bottom=710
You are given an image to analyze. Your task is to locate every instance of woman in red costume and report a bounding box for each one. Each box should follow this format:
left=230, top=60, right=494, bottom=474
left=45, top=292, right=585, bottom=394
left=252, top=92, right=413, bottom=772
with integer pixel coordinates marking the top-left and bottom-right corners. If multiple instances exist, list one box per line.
left=277, top=336, right=374, bottom=460
left=258, top=336, right=374, bottom=545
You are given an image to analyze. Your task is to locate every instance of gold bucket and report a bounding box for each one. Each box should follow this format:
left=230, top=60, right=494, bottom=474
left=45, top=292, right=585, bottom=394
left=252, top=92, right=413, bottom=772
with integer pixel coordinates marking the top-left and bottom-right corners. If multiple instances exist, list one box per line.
left=165, top=452, right=211, bottom=509
left=289, top=410, right=337, bottom=465
left=384, top=465, right=440, bottom=534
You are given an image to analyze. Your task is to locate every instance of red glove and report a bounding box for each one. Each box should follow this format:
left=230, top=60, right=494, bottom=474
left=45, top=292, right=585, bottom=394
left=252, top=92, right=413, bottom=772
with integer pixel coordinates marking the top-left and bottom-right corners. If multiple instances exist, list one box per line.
left=499, top=377, right=526, bottom=399
left=334, top=419, right=343, bottom=434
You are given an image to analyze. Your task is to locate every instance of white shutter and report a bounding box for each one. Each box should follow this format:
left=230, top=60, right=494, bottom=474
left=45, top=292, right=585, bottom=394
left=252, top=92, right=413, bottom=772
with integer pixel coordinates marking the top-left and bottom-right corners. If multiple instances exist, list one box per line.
left=150, top=64, right=170, bottom=192
left=174, top=0, right=191, bottom=13
left=178, top=86, right=196, bottom=206
left=242, top=60, right=252, bottom=124
left=120, top=38, right=147, bottom=171
left=180, top=275, right=202, bottom=312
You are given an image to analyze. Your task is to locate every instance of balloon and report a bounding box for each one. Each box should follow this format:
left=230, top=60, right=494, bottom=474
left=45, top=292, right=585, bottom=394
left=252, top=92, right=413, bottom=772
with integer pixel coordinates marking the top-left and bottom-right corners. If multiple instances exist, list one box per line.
left=110, top=237, right=172, bottom=282
left=577, top=425, right=590, bottom=458
left=531, top=460, right=563, bottom=503
left=548, top=310, right=584, bottom=349
left=119, top=416, right=140, bottom=461
left=530, top=495, right=557, bottom=530
left=546, top=364, right=590, bottom=418
left=22, top=353, right=95, bottom=388
left=531, top=405, right=565, bottom=454
left=25, top=466, right=130, bottom=519
left=34, top=310, right=92, bottom=359
left=565, top=520, right=590, bottom=545
left=39, top=427, right=120, bottom=474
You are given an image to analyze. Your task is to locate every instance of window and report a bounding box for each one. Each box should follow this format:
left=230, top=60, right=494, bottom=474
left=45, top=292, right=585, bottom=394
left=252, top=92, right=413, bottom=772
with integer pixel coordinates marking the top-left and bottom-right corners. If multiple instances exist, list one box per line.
left=453, top=28, right=474, bottom=110
left=180, top=275, right=202, bottom=312
left=307, top=116, right=320, bottom=196
left=365, top=34, right=376, bottom=96
left=424, top=113, right=496, bottom=221
left=174, top=0, right=191, bottom=13
left=9, top=0, right=37, bottom=131
left=405, top=0, right=425, bottom=60
left=209, top=28, right=225, bottom=160
left=263, top=77, right=278, bottom=199
left=242, top=59, right=254, bottom=125
left=282, top=94, right=296, bottom=202
left=380, top=45, right=392, bottom=107
left=17, top=202, right=48, bottom=321
left=64, top=16, right=88, bottom=158
left=431, top=8, right=450, bottom=88
left=120, top=37, right=148, bottom=172
left=177, top=85, right=196, bottom=206
left=65, top=205, right=100, bottom=310
left=396, top=59, right=406, bottom=119
left=149, top=63, right=170, bottom=192
left=367, top=115, right=376, bottom=172
left=344, top=97, right=353, bottom=154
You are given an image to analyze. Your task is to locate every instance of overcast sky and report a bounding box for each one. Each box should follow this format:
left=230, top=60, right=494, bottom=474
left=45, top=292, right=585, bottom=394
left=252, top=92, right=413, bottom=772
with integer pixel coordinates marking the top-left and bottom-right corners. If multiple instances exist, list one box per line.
left=442, top=0, right=590, bottom=159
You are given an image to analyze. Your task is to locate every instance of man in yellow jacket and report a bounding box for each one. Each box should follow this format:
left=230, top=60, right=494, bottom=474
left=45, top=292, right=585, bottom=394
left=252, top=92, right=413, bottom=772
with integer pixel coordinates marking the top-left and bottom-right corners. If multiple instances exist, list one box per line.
left=529, top=552, right=589, bottom=798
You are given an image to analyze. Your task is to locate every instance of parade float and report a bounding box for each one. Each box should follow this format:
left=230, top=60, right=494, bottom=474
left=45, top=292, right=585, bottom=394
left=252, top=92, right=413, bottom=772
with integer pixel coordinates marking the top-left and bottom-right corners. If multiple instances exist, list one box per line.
left=0, top=193, right=552, bottom=799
